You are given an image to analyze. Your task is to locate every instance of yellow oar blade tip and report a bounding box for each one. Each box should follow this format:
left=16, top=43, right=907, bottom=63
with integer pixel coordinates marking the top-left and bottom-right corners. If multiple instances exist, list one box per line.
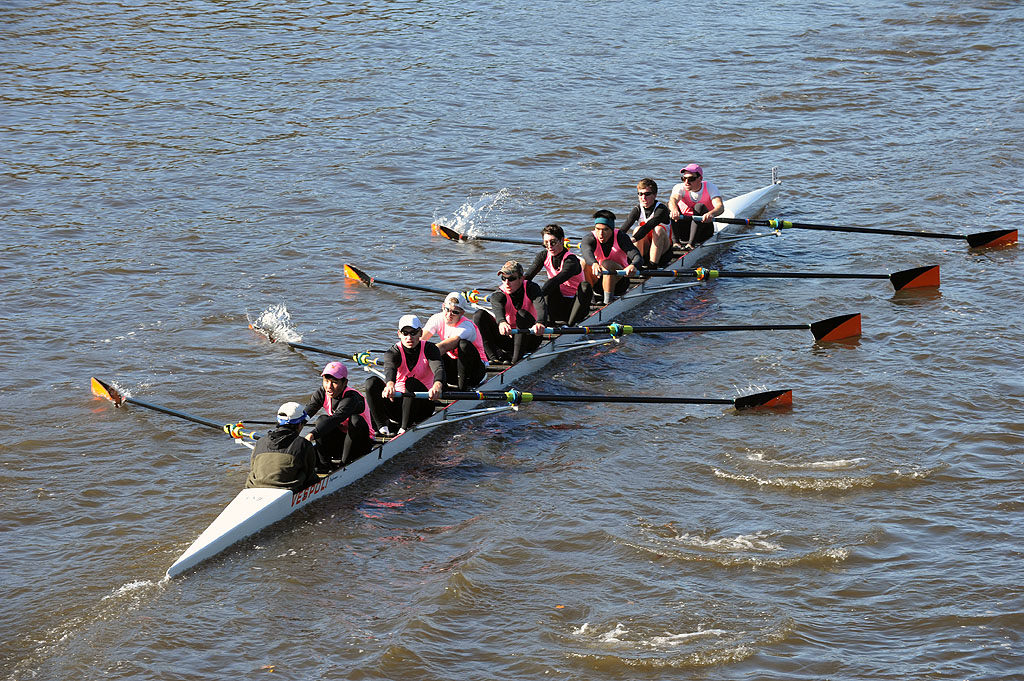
left=90, top=377, right=123, bottom=406
left=343, top=263, right=372, bottom=286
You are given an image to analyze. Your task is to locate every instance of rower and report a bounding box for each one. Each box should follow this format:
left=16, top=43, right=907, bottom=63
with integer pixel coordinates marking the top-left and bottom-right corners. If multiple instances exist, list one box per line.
left=364, top=314, right=444, bottom=436
left=245, top=402, right=319, bottom=492
left=668, top=163, right=725, bottom=250
left=621, top=178, right=673, bottom=268
left=472, top=260, right=548, bottom=364
left=302, top=362, right=373, bottom=470
left=579, top=210, right=643, bottom=304
left=524, top=224, right=592, bottom=326
left=422, top=292, right=488, bottom=390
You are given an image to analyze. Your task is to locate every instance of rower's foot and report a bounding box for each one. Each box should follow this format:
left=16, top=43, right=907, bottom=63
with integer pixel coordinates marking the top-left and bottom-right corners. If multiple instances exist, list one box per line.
left=396, top=428, right=407, bottom=436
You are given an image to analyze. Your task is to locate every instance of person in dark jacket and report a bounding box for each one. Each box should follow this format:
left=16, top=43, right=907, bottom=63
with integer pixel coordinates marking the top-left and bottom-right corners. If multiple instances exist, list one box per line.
left=245, top=402, right=319, bottom=492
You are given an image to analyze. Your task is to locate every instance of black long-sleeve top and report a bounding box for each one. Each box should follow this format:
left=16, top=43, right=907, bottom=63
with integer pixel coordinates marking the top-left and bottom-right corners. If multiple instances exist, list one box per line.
left=488, top=280, right=549, bottom=324
left=524, top=248, right=584, bottom=297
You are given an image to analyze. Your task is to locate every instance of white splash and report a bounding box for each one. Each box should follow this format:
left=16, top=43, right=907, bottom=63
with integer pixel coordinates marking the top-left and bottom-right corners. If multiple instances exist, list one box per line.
left=101, top=579, right=155, bottom=601
left=249, top=304, right=302, bottom=343
left=647, top=628, right=729, bottom=646
left=434, top=188, right=517, bottom=238
left=598, top=622, right=629, bottom=643
left=676, top=531, right=782, bottom=553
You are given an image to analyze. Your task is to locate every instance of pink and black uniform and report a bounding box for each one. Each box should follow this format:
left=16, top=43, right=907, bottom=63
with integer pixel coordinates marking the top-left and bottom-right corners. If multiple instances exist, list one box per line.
left=524, top=247, right=590, bottom=326
left=670, top=173, right=722, bottom=246
left=364, top=340, right=445, bottom=435
left=423, top=311, right=488, bottom=390
left=472, top=278, right=549, bottom=365
left=579, top=227, right=643, bottom=295
left=303, top=383, right=373, bottom=469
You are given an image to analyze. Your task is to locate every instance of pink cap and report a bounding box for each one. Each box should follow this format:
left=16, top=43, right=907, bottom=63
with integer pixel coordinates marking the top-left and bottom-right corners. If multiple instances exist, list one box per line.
left=680, top=163, right=703, bottom=176
left=321, top=361, right=348, bottom=380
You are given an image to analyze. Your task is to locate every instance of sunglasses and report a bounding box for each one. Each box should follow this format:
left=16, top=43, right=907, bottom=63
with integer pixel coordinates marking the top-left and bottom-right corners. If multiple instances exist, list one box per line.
left=637, top=191, right=655, bottom=196
left=681, top=174, right=701, bottom=182
left=399, top=328, right=421, bottom=336
left=444, top=306, right=464, bottom=314
left=500, top=274, right=520, bottom=281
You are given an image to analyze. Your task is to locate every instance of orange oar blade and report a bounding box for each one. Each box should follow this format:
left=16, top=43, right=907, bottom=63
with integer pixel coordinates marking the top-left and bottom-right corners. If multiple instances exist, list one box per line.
left=343, top=263, right=373, bottom=286
left=431, top=222, right=466, bottom=241
left=810, top=313, right=862, bottom=342
left=966, top=229, right=1017, bottom=248
left=890, top=265, right=940, bottom=291
left=735, top=389, right=793, bottom=410
left=90, top=377, right=124, bottom=406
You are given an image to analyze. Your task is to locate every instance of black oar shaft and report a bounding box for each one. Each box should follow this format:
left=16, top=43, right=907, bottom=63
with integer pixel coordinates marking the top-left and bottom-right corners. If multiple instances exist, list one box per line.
left=122, top=396, right=229, bottom=431
left=553, top=323, right=808, bottom=334
left=714, top=216, right=966, bottom=240
left=710, top=271, right=888, bottom=280
left=439, top=391, right=734, bottom=405
left=367, top=276, right=448, bottom=295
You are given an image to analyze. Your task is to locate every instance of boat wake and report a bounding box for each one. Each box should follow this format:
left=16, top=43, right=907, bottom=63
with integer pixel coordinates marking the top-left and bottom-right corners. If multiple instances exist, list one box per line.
left=565, top=614, right=793, bottom=669
left=712, top=465, right=941, bottom=491
left=248, top=304, right=301, bottom=343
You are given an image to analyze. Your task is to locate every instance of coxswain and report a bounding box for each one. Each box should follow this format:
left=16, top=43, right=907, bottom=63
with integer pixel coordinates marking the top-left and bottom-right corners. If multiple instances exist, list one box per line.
left=668, top=163, right=725, bottom=250
left=245, top=402, right=319, bottom=492
left=422, top=292, right=488, bottom=390
left=579, top=209, right=643, bottom=304
left=621, top=178, right=673, bottom=268
left=364, top=314, right=444, bottom=436
left=302, top=361, right=373, bottom=470
left=472, top=260, right=548, bottom=364
left=523, top=224, right=592, bottom=327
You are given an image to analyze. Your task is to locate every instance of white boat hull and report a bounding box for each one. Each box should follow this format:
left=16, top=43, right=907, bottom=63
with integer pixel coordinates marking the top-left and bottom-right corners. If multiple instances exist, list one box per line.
left=165, top=177, right=782, bottom=578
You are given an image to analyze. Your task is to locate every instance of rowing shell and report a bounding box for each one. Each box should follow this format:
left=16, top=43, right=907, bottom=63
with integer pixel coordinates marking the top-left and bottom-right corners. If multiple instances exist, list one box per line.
left=164, top=175, right=783, bottom=578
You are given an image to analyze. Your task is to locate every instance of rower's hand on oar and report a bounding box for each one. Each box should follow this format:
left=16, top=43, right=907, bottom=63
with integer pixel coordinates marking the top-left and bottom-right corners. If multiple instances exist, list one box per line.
left=427, top=381, right=443, bottom=401
left=498, top=321, right=514, bottom=336
left=622, top=264, right=638, bottom=276
left=382, top=381, right=397, bottom=400
left=531, top=322, right=546, bottom=335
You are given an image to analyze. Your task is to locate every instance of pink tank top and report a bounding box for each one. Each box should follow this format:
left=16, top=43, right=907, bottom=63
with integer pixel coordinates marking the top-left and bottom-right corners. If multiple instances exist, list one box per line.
left=395, top=342, right=435, bottom=394
left=322, top=385, right=371, bottom=438
left=543, top=250, right=585, bottom=297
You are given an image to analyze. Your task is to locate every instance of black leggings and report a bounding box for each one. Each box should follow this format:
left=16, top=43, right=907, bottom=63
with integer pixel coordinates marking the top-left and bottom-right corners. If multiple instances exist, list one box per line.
left=310, top=413, right=372, bottom=469
left=364, top=376, right=437, bottom=432
left=544, top=283, right=592, bottom=327
left=473, top=309, right=543, bottom=364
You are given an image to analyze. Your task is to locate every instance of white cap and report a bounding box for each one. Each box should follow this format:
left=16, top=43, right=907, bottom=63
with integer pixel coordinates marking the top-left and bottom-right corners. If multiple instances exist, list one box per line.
left=277, top=401, right=308, bottom=425
left=444, top=292, right=469, bottom=312
left=398, top=314, right=422, bottom=331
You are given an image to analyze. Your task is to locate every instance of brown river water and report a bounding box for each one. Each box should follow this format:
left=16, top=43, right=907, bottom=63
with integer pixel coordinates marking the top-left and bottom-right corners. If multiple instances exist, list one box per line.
left=2, top=1, right=1022, bottom=679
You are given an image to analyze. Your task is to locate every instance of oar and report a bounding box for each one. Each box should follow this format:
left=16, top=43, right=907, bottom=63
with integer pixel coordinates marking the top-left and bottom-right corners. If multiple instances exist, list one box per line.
left=523, top=313, right=861, bottom=342
left=90, top=377, right=260, bottom=441
left=613, top=265, right=940, bottom=291
left=431, top=223, right=582, bottom=250
left=343, top=263, right=485, bottom=303
left=710, top=216, right=1016, bottom=249
left=249, top=321, right=383, bottom=366
left=410, top=388, right=793, bottom=410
